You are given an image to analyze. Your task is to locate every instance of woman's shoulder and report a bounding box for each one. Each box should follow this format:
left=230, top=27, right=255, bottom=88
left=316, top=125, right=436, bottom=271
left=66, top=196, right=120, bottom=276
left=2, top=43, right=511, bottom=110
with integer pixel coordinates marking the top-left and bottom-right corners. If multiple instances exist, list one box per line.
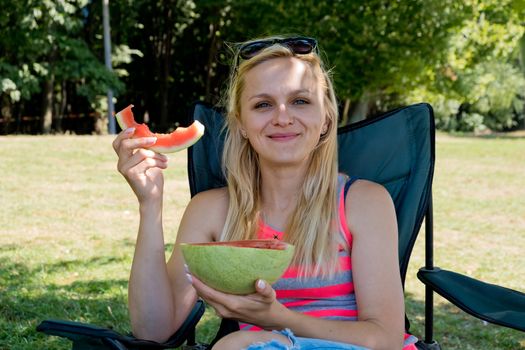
left=347, top=178, right=388, bottom=196
left=191, top=186, right=229, bottom=200
left=344, top=179, right=395, bottom=226
left=188, top=186, right=229, bottom=210
left=180, top=187, right=229, bottom=242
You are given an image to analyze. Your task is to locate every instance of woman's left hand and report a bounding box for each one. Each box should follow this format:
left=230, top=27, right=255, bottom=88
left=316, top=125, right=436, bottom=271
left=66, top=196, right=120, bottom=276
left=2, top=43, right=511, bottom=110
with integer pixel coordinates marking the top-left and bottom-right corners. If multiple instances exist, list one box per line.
left=189, top=275, right=287, bottom=330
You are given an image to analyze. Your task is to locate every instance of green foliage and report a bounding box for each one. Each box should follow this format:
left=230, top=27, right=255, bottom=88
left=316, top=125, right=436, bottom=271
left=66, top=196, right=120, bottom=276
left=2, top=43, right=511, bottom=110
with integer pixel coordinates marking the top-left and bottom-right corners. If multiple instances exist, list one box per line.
left=1, top=0, right=524, bottom=132
left=459, top=61, right=524, bottom=131
left=409, top=60, right=525, bottom=132
left=321, top=0, right=466, bottom=101
left=54, top=36, right=125, bottom=100
left=405, top=0, right=525, bottom=132
left=0, top=0, right=123, bottom=133
left=194, top=0, right=466, bottom=102
left=0, top=0, right=42, bottom=101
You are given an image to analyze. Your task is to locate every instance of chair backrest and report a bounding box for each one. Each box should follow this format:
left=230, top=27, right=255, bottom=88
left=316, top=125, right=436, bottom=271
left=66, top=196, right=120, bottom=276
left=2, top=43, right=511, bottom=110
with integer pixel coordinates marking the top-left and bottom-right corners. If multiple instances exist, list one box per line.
left=187, top=102, right=435, bottom=283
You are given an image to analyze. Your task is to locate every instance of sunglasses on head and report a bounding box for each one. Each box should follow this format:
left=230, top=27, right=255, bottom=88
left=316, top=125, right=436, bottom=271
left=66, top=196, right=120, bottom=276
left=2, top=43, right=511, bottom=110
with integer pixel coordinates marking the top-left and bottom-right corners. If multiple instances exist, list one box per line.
left=238, top=37, right=318, bottom=60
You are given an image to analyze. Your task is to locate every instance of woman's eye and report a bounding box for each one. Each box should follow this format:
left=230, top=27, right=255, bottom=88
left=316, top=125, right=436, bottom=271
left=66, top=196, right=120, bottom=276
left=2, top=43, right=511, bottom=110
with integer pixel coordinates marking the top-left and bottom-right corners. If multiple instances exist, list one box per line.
left=294, top=99, right=309, bottom=105
left=254, top=102, right=270, bottom=109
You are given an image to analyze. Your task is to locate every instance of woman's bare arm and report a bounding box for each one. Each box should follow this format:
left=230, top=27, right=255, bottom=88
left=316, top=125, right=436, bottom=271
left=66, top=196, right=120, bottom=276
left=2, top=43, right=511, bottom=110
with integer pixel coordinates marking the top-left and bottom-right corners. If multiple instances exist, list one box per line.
left=128, top=187, right=228, bottom=342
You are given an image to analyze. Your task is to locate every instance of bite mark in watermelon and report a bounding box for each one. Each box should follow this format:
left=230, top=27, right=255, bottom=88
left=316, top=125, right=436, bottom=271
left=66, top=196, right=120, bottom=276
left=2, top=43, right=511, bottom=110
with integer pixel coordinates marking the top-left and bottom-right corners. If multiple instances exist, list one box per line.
left=115, top=104, right=205, bottom=153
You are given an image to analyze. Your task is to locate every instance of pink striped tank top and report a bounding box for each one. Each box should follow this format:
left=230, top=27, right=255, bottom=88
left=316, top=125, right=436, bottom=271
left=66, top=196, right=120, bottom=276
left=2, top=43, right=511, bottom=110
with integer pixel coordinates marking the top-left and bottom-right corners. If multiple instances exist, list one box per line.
left=239, top=174, right=419, bottom=349
left=239, top=174, right=356, bottom=332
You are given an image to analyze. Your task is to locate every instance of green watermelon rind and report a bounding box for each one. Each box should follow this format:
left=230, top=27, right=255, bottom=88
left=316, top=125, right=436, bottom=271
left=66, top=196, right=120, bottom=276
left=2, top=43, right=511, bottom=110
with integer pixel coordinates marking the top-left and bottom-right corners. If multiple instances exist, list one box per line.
left=181, top=243, right=295, bottom=295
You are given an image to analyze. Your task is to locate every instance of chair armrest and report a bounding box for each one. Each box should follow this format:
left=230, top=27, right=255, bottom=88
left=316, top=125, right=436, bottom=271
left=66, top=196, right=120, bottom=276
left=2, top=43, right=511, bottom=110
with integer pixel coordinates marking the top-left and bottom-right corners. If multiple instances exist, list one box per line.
left=36, top=299, right=206, bottom=349
left=417, top=268, right=525, bottom=332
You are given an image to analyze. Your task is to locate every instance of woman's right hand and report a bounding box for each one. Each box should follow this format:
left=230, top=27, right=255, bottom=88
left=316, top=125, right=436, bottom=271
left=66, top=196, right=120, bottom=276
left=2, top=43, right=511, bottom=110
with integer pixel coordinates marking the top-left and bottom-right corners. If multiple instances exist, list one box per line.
left=112, top=127, right=168, bottom=204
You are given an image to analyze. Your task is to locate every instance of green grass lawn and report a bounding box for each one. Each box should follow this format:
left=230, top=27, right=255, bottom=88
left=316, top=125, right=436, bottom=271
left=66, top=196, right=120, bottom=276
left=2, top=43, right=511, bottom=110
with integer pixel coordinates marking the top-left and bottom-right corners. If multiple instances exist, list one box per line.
left=0, top=133, right=524, bottom=349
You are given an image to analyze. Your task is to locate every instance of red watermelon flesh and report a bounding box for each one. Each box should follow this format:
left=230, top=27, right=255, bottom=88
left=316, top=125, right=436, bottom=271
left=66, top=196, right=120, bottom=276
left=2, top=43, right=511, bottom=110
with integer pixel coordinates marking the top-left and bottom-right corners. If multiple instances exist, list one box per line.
left=115, top=104, right=205, bottom=153
left=187, top=239, right=289, bottom=250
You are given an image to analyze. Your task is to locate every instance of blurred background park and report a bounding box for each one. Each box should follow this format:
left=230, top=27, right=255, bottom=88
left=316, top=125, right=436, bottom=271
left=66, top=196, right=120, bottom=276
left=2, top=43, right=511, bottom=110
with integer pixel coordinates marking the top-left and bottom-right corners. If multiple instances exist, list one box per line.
left=1, top=0, right=525, bottom=349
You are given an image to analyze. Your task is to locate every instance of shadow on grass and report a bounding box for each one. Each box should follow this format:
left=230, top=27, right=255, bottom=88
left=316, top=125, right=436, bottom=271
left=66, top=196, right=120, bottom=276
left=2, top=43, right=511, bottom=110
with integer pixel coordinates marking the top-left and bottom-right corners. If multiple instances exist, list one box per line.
left=404, top=291, right=525, bottom=350
left=1, top=255, right=523, bottom=350
left=0, top=256, right=129, bottom=350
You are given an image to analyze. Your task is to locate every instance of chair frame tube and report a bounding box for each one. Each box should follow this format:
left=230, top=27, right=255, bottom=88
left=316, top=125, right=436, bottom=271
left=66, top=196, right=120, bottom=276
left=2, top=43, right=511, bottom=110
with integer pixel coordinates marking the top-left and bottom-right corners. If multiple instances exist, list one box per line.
left=423, top=194, right=441, bottom=350
left=424, top=194, right=434, bottom=343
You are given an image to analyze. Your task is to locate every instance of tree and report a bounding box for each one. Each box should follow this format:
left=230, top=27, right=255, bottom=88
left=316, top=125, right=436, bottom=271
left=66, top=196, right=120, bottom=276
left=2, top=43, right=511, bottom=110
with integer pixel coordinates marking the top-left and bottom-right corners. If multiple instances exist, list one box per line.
left=0, top=0, right=123, bottom=134
left=404, top=0, right=525, bottom=132
left=0, top=0, right=41, bottom=133
left=177, top=0, right=468, bottom=123
left=95, top=0, right=198, bottom=130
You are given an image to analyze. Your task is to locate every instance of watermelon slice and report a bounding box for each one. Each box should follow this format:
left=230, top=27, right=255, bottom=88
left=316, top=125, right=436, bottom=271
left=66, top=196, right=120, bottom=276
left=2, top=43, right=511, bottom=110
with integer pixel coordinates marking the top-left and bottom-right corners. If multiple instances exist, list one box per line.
left=115, top=104, right=205, bottom=153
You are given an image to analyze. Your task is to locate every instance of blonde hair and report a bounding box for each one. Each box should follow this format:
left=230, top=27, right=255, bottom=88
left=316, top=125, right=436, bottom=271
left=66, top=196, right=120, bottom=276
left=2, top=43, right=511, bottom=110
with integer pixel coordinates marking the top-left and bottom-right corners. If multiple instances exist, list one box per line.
left=220, top=37, right=346, bottom=277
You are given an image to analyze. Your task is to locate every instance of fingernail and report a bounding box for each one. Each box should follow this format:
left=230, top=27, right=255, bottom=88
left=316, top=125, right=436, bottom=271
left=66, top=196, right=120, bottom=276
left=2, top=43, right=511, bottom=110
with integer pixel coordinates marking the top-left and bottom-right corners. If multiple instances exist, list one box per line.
left=185, top=273, right=193, bottom=284
left=125, top=127, right=135, bottom=134
left=257, top=279, right=266, bottom=289
left=145, top=137, right=157, bottom=144
left=183, top=263, right=189, bottom=273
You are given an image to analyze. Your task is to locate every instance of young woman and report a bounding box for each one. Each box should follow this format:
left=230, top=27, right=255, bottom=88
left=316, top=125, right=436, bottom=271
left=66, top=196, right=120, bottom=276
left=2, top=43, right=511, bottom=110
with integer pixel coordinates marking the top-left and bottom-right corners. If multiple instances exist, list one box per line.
left=112, top=36, right=418, bottom=350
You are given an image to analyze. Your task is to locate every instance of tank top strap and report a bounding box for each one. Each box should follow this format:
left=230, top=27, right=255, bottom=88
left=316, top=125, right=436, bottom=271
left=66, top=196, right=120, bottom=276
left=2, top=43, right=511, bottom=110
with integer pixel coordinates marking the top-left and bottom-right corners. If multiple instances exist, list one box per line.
left=344, top=176, right=359, bottom=198
left=338, top=174, right=359, bottom=247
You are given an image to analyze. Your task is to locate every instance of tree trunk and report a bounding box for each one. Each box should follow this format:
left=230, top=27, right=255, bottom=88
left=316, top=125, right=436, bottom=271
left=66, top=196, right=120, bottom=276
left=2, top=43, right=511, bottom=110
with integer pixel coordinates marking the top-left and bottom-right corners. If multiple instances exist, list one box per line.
left=41, top=46, right=57, bottom=134
left=55, top=80, right=67, bottom=133
left=1, top=93, right=12, bottom=134
left=341, top=98, right=351, bottom=126
left=158, top=6, right=174, bottom=129
left=519, top=34, right=525, bottom=130
left=41, top=73, right=55, bottom=134
left=205, top=23, right=219, bottom=103
left=347, top=91, right=372, bottom=125
left=159, top=50, right=170, bottom=128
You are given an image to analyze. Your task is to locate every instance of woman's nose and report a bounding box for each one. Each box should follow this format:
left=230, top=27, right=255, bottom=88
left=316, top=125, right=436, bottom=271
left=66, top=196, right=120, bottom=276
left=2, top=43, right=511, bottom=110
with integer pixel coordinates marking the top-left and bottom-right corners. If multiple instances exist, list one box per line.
left=273, top=104, right=294, bottom=125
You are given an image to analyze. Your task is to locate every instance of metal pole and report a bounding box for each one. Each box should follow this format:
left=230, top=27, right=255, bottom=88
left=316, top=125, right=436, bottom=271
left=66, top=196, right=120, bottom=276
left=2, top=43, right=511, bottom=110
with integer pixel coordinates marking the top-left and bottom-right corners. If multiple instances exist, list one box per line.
left=425, top=194, right=435, bottom=345
left=103, top=0, right=116, bottom=134
left=519, top=34, right=525, bottom=130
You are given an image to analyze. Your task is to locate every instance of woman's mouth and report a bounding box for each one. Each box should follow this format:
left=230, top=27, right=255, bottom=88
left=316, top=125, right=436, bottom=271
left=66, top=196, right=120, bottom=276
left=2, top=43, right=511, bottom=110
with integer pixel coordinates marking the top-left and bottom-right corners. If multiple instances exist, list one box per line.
left=268, top=132, right=299, bottom=141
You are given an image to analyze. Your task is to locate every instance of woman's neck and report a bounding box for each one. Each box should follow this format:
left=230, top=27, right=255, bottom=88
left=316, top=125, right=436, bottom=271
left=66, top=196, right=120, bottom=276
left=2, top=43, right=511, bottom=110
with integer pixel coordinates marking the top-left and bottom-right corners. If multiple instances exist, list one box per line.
left=259, top=163, right=307, bottom=229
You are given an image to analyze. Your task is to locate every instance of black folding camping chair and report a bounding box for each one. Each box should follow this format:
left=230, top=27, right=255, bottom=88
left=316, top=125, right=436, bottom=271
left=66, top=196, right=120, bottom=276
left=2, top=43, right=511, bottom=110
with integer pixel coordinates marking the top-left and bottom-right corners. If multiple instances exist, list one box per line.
left=37, top=102, right=525, bottom=349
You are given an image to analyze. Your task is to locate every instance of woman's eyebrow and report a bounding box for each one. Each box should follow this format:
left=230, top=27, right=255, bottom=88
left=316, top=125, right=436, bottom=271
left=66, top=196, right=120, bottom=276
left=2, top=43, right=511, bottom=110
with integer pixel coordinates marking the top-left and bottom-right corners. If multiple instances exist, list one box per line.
left=248, top=89, right=312, bottom=101
left=248, top=93, right=272, bottom=101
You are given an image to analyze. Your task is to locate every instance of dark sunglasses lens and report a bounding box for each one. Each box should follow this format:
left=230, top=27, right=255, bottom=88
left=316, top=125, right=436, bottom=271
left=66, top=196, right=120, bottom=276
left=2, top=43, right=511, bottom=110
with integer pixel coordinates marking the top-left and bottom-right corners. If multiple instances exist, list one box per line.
left=239, top=38, right=317, bottom=61
left=285, top=39, right=315, bottom=54
left=240, top=41, right=271, bottom=59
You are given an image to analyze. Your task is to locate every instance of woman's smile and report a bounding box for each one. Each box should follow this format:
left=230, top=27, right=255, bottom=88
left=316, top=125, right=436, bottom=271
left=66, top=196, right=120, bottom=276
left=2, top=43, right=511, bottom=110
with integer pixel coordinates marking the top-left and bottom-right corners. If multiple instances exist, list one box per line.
left=267, top=132, right=300, bottom=142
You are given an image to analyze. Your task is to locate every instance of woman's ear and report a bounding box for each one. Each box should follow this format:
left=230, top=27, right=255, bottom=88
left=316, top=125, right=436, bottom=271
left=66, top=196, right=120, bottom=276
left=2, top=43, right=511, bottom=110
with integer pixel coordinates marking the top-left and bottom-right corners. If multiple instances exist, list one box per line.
left=321, top=121, right=329, bottom=135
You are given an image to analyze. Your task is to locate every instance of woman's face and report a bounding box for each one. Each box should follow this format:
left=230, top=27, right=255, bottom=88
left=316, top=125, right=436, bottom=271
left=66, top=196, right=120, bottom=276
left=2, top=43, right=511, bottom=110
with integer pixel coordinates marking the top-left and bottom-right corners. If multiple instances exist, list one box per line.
left=239, top=57, right=328, bottom=168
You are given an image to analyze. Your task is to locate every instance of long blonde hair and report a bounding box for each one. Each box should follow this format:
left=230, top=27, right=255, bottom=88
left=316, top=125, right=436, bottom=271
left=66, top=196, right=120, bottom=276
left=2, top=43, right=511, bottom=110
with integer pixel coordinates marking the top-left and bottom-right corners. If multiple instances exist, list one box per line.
left=220, top=37, right=346, bottom=277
